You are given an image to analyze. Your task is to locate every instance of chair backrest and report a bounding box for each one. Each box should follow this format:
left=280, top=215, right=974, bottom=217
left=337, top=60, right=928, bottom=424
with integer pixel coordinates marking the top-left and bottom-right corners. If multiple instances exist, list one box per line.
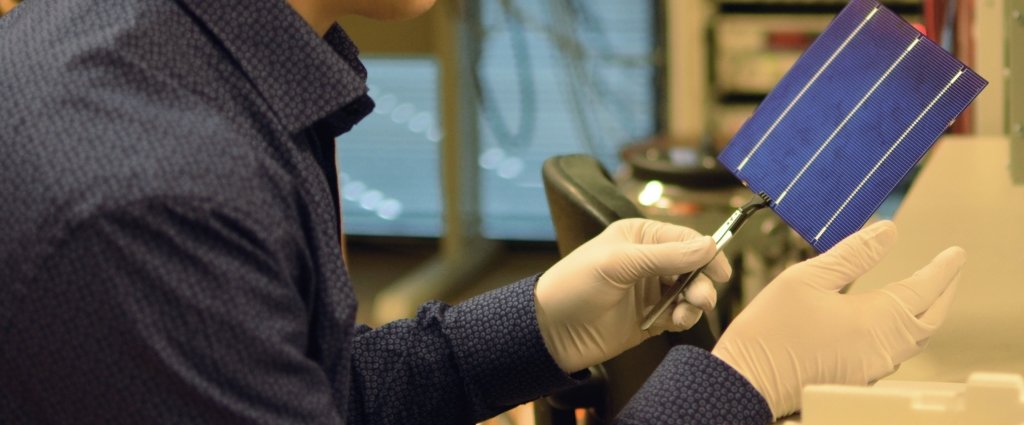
left=542, top=155, right=643, bottom=256
left=537, top=154, right=718, bottom=424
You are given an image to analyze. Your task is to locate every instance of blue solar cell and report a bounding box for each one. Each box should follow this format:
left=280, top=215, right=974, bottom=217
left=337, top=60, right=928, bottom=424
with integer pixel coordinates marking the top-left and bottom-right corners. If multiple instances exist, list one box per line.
left=717, top=0, right=987, bottom=252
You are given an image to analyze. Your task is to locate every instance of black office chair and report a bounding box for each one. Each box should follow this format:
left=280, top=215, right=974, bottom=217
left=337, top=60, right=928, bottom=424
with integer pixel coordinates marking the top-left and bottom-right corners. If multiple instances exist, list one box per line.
left=535, top=154, right=718, bottom=425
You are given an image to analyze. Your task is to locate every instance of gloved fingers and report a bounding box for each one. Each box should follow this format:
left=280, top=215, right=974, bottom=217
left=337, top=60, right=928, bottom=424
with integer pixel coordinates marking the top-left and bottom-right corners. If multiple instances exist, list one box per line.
left=681, top=274, right=717, bottom=312
left=902, top=270, right=962, bottom=342
left=916, top=269, right=961, bottom=328
left=652, top=247, right=729, bottom=285
left=608, top=236, right=717, bottom=282
left=650, top=275, right=676, bottom=306
left=879, top=359, right=904, bottom=384
left=645, top=275, right=714, bottom=332
left=891, top=337, right=929, bottom=368
left=642, top=304, right=676, bottom=335
left=884, top=251, right=962, bottom=364
left=613, top=219, right=731, bottom=281
left=670, top=302, right=703, bottom=331
left=884, top=315, right=929, bottom=366
left=804, top=220, right=898, bottom=291
left=883, top=246, right=966, bottom=316
left=614, top=218, right=704, bottom=245
left=704, top=252, right=732, bottom=283
left=868, top=364, right=904, bottom=386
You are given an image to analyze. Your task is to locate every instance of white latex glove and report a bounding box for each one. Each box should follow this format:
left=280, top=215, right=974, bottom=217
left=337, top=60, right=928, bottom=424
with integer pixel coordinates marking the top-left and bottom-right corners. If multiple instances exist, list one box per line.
left=536, top=218, right=731, bottom=373
left=712, top=220, right=964, bottom=418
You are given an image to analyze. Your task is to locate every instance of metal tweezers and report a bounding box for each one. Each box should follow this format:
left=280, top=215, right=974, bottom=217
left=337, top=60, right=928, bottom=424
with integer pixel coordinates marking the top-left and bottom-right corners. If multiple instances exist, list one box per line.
left=639, top=193, right=772, bottom=331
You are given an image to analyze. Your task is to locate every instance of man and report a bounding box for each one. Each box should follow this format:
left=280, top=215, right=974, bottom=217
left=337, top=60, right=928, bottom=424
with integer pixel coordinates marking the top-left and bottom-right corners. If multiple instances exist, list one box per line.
left=0, top=0, right=964, bottom=424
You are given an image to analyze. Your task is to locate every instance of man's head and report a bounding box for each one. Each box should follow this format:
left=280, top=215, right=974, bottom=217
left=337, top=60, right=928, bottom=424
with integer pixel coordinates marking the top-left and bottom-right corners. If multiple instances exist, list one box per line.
left=289, top=0, right=437, bottom=35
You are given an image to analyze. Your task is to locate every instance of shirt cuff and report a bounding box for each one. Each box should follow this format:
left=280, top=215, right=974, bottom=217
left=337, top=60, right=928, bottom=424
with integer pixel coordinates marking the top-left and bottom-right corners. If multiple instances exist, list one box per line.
left=443, top=275, right=588, bottom=412
left=615, top=345, right=773, bottom=425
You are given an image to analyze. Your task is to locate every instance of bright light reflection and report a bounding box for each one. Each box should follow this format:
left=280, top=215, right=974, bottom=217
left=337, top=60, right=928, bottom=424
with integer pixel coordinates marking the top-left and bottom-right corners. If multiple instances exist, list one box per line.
left=359, top=190, right=384, bottom=209
left=637, top=180, right=664, bottom=206
left=376, top=199, right=403, bottom=220
left=390, top=103, right=415, bottom=123
left=408, top=112, right=432, bottom=133
left=427, top=125, right=442, bottom=143
left=342, top=181, right=366, bottom=201
left=497, top=157, right=524, bottom=179
left=479, top=147, right=505, bottom=169
left=374, top=94, right=397, bottom=114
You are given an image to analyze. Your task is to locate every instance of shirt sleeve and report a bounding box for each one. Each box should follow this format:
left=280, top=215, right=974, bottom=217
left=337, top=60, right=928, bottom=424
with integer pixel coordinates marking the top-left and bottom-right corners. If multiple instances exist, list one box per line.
left=347, top=276, right=589, bottom=424
left=2, top=197, right=344, bottom=424
left=613, top=345, right=773, bottom=425
left=3, top=195, right=587, bottom=425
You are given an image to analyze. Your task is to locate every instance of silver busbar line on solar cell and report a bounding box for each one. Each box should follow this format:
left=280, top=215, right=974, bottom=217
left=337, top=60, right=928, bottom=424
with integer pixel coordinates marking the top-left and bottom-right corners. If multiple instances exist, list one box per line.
left=640, top=0, right=986, bottom=331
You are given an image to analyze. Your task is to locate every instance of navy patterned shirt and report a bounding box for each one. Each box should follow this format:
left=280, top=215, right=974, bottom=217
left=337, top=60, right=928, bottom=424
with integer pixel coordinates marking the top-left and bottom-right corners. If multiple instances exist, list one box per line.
left=0, top=0, right=771, bottom=424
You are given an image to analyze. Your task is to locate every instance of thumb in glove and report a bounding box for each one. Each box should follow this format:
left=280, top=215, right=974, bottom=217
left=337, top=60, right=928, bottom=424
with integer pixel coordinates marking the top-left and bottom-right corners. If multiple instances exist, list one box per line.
left=537, top=218, right=731, bottom=373
left=712, top=220, right=964, bottom=418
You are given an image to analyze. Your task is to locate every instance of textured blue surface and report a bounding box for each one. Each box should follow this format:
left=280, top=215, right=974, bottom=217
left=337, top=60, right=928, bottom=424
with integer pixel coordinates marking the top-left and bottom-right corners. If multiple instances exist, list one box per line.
left=718, top=0, right=987, bottom=252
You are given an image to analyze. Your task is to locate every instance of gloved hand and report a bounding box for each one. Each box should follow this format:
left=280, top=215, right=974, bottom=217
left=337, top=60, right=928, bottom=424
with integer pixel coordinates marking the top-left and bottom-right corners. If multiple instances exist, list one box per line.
left=535, top=218, right=731, bottom=373
left=712, top=220, right=964, bottom=418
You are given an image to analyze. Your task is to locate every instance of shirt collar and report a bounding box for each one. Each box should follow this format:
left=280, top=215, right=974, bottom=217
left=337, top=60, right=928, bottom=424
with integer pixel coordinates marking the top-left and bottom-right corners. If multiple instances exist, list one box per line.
left=176, top=0, right=370, bottom=134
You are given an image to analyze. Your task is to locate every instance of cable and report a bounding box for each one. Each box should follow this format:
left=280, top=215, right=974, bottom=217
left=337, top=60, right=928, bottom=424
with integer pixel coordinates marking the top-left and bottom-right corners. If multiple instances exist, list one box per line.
left=469, top=0, right=657, bottom=157
left=470, top=0, right=538, bottom=154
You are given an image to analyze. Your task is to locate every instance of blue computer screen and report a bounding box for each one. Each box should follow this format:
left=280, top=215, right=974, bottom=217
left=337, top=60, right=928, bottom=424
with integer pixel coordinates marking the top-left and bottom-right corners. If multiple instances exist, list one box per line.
left=336, top=0, right=657, bottom=240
